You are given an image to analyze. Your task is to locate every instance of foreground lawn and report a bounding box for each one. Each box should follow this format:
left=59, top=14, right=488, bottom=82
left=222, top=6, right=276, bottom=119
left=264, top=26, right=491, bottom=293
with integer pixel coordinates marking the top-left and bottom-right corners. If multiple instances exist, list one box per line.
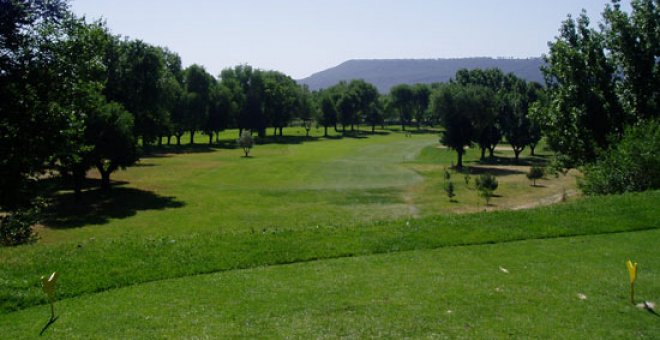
left=1, top=191, right=658, bottom=313
left=2, top=228, right=658, bottom=338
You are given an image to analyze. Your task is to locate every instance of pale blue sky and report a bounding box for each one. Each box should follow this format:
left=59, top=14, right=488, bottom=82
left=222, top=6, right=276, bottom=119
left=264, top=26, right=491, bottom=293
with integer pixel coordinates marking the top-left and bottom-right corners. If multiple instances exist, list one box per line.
left=70, top=0, right=628, bottom=79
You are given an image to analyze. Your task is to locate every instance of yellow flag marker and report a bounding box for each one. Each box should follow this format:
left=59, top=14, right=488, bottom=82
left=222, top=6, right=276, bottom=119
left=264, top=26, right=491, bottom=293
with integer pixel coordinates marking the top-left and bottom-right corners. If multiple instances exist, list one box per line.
left=41, top=272, right=59, bottom=320
left=626, top=260, right=637, bottom=304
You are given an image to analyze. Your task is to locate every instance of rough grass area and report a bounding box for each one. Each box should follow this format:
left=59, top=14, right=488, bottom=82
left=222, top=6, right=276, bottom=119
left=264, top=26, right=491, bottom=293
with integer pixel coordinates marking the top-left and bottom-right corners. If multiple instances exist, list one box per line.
left=1, top=191, right=657, bottom=314
left=2, top=228, right=658, bottom=338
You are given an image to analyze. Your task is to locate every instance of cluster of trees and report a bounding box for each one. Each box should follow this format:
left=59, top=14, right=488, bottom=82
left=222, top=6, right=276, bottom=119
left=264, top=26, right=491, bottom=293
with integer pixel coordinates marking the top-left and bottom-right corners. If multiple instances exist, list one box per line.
left=541, top=0, right=658, bottom=194
left=0, top=0, right=316, bottom=212
left=431, top=69, right=543, bottom=168
left=541, top=0, right=658, bottom=167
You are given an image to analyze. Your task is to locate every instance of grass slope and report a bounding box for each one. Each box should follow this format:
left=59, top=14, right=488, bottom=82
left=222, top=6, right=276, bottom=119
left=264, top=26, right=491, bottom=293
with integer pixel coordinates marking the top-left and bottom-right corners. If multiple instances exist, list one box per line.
left=2, top=229, right=658, bottom=338
left=1, top=191, right=658, bottom=314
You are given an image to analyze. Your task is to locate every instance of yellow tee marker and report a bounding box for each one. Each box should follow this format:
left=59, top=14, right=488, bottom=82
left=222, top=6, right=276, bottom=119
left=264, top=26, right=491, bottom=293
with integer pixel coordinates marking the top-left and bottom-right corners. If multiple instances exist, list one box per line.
left=41, top=272, right=59, bottom=320
left=626, top=260, right=637, bottom=304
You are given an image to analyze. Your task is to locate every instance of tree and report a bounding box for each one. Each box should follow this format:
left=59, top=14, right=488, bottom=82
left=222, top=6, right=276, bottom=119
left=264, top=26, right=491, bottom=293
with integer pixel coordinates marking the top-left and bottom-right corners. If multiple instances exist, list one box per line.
left=184, top=64, right=214, bottom=144
left=349, top=79, right=379, bottom=131
left=88, top=102, right=138, bottom=191
left=475, top=173, right=498, bottom=205
left=542, top=12, right=624, bottom=166
left=580, top=119, right=660, bottom=195
left=237, top=130, right=254, bottom=157
left=50, top=17, right=117, bottom=198
left=500, top=90, right=531, bottom=163
left=431, top=84, right=474, bottom=169
left=444, top=181, right=456, bottom=201
left=337, top=90, right=358, bottom=133
left=527, top=166, right=545, bottom=186
left=220, top=65, right=268, bottom=137
left=0, top=0, right=69, bottom=209
left=262, top=71, right=299, bottom=136
left=390, top=84, right=415, bottom=131
left=602, top=0, right=659, bottom=121
left=318, top=94, right=337, bottom=137
left=117, top=40, right=168, bottom=148
left=412, top=84, right=432, bottom=128
left=207, top=83, right=233, bottom=143
left=432, top=84, right=494, bottom=169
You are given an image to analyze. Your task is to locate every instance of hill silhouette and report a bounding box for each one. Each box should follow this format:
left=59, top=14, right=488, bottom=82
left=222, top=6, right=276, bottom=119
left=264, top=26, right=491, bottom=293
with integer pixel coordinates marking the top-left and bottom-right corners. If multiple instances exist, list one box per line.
left=298, top=57, right=545, bottom=92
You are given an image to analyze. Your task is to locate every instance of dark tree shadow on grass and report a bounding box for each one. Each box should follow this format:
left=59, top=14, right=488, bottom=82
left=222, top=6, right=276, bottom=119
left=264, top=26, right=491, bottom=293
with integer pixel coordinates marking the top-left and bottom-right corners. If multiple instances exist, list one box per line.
left=458, top=165, right=525, bottom=176
left=43, top=181, right=184, bottom=229
left=477, top=155, right=550, bottom=167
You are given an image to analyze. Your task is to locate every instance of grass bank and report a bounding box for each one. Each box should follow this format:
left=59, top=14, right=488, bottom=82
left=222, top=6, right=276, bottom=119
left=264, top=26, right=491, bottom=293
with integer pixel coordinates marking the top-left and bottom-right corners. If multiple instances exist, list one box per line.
left=2, top=227, right=658, bottom=337
left=1, top=190, right=658, bottom=314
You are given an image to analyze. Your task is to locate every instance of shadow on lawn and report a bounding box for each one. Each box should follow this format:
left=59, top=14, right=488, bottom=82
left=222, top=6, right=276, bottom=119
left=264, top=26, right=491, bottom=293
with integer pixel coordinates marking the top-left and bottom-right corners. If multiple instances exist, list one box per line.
left=43, top=180, right=184, bottom=229
left=472, top=155, right=550, bottom=167
left=459, top=165, right=525, bottom=176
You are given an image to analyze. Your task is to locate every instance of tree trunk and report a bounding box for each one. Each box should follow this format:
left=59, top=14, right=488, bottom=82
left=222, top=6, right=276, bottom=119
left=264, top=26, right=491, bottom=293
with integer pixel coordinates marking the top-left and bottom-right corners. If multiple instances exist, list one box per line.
left=530, top=144, right=536, bottom=156
left=190, top=130, right=195, bottom=145
left=279, top=127, right=283, bottom=136
left=514, top=149, right=521, bottom=164
left=480, top=147, right=486, bottom=161
left=167, top=136, right=171, bottom=145
left=401, top=120, right=406, bottom=131
left=176, top=135, right=182, bottom=146
left=73, top=169, right=84, bottom=202
left=273, top=127, right=277, bottom=136
left=208, top=134, right=213, bottom=145
left=99, top=169, right=111, bottom=192
left=372, top=124, right=376, bottom=133
left=334, top=124, right=339, bottom=133
left=456, top=150, right=464, bottom=169
left=324, top=126, right=328, bottom=137
left=158, top=136, right=163, bottom=146
left=488, top=146, right=495, bottom=158
left=142, top=135, right=150, bottom=153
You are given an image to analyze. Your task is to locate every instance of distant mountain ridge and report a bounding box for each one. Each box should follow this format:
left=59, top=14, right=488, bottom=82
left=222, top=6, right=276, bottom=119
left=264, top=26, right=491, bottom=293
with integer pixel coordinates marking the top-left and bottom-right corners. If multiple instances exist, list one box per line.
left=298, top=58, right=545, bottom=93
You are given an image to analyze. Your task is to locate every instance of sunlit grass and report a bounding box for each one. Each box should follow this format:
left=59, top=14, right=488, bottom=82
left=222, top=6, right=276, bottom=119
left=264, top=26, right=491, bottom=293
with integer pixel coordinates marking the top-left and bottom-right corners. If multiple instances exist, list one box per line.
left=2, top=227, right=658, bottom=338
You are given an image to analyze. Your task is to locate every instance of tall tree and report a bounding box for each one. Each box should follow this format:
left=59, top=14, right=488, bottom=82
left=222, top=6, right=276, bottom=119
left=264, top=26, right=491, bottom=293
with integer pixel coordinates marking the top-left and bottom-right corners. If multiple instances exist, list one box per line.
left=318, top=93, right=337, bottom=136
left=412, top=84, right=432, bottom=129
left=124, top=40, right=167, bottom=146
left=390, top=84, right=415, bottom=131
left=348, top=79, right=379, bottom=131
left=262, top=71, right=300, bottom=136
left=184, top=64, right=214, bottom=144
left=0, top=0, right=69, bottom=209
left=542, top=12, right=624, bottom=166
left=603, top=0, right=659, bottom=121
left=88, top=102, right=138, bottom=191
left=431, top=84, right=482, bottom=169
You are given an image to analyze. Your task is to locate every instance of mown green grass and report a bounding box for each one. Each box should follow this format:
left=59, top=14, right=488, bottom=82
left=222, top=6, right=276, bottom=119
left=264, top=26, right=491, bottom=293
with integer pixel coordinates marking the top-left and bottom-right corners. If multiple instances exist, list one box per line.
left=38, top=129, right=442, bottom=244
left=37, top=128, right=564, bottom=245
left=2, top=228, right=658, bottom=338
left=1, top=191, right=657, bottom=314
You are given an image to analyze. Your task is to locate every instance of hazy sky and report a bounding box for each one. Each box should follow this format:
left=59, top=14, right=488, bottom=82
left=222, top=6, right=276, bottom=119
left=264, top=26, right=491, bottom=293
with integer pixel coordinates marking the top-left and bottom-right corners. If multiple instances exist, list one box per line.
left=70, top=0, right=627, bottom=79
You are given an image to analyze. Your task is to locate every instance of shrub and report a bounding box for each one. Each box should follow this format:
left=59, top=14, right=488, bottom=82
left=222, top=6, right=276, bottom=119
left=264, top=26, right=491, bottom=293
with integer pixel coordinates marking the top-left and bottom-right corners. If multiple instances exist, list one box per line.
left=527, top=166, right=545, bottom=186
left=475, top=173, right=498, bottom=192
left=237, top=130, right=255, bottom=157
left=580, top=120, right=659, bottom=195
left=444, top=181, right=456, bottom=201
left=475, top=173, right=498, bottom=205
left=0, top=208, right=40, bottom=246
